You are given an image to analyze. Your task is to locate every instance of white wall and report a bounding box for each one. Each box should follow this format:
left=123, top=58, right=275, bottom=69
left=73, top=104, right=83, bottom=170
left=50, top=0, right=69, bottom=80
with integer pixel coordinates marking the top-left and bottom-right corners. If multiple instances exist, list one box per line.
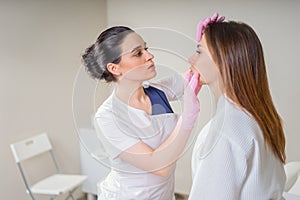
left=107, top=0, right=300, bottom=194
left=0, top=0, right=107, bottom=199
left=2, top=0, right=300, bottom=198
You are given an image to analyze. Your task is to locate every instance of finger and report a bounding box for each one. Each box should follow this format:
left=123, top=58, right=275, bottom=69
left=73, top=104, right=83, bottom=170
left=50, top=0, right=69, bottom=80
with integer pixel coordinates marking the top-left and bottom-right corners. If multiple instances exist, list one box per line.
left=185, top=70, right=192, bottom=82
left=211, top=12, right=219, bottom=22
left=217, top=16, right=225, bottom=22
left=189, top=73, right=199, bottom=93
left=195, top=83, right=202, bottom=95
left=184, top=70, right=192, bottom=87
left=190, top=73, right=203, bottom=95
left=190, top=72, right=199, bottom=83
left=203, top=18, right=210, bottom=26
left=196, top=20, right=205, bottom=41
left=195, top=72, right=202, bottom=94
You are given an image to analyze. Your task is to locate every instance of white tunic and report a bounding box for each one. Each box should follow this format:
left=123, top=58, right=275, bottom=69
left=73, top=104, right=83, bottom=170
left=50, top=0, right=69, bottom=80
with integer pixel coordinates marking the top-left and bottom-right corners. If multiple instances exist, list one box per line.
left=189, top=95, right=286, bottom=200
left=94, top=74, right=184, bottom=200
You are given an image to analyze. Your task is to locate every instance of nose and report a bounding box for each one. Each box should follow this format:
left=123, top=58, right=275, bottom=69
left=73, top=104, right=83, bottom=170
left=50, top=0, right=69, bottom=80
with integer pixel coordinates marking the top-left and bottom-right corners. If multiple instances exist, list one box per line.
left=188, top=54, right=195, bottom=65
left=145, top=50, right=154, bottom=61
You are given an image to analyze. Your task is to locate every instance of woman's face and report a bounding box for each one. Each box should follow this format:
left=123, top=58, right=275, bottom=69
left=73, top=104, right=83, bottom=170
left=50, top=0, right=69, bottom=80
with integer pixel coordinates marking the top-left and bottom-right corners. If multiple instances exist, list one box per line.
left=118, top=32, right=156, bottom=81
left=188, top=35, right=220, bottom=86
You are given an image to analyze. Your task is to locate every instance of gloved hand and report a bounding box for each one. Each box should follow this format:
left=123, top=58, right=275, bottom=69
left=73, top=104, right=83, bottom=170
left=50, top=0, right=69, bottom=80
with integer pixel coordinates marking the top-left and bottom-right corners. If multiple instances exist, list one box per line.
left=181, top=71, right=201, bottom=130
left=185, top=70, right=202, bottom=96
left=196, top=12, right=225, bottom=42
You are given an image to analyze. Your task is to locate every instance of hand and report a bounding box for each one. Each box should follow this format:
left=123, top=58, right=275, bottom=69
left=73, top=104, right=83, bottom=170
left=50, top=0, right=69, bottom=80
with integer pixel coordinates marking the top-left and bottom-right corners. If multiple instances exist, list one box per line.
left=196, top=12, right=225, bottom=42
left=185, top=70, right=202, bottom=96
left=181, top=72, right=201, bottom=130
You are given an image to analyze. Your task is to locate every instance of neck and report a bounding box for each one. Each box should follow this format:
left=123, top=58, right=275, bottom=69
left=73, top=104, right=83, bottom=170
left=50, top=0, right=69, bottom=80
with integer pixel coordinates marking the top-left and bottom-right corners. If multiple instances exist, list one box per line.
left=210, top=79, right=225, bottom=103
left=115, top=79, right=147, bottom=105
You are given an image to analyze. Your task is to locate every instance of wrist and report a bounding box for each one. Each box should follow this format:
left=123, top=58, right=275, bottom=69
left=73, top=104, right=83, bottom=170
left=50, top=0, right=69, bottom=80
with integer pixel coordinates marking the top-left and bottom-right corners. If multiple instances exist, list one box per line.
left=178, top=115, right=196, bottom=131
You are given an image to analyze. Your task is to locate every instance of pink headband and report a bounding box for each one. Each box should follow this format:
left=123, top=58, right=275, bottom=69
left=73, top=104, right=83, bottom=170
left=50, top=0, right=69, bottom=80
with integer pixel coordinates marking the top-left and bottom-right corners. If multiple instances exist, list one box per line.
left=196, top=12, right=225, bottom=42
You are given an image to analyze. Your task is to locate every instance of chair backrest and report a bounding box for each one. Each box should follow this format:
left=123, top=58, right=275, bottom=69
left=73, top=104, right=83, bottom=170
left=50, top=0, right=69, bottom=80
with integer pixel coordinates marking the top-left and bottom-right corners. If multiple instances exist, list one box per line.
left=285, top=162, right=300, bottom=191
left=10, top=133, right=52, bottom=163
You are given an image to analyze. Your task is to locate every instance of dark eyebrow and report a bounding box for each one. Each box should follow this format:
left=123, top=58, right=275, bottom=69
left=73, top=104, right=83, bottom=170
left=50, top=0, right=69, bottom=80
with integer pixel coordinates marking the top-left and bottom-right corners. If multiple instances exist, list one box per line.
left=130, top=45, right=142, bottom=53
left=197, top=44, right=202, bottom=48
left=130, top=42, right=147, bottom=53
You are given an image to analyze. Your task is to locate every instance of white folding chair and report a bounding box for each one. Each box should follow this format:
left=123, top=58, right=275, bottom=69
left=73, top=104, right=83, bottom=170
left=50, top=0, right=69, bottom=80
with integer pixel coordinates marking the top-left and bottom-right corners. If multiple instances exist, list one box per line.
left=284, top=162, right=300, bottom=197
left=10, top=133, right=87, bottom=200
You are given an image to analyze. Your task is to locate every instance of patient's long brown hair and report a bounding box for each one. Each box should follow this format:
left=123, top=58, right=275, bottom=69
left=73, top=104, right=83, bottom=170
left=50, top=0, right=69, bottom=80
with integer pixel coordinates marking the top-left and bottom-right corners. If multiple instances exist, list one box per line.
left=204, top=21, right=286, bottom=163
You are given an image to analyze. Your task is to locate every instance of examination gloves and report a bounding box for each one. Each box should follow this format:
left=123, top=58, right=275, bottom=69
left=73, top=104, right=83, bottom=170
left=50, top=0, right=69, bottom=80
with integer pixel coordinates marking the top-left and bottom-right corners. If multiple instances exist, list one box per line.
left=181, top=72, right=201, bottom=131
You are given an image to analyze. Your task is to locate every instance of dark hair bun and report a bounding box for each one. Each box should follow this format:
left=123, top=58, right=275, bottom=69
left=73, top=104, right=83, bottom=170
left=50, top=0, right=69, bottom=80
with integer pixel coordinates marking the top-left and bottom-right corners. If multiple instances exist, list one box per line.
left=82, top=26, right=133, bottom=82
left=82, top=44, right=103, bottom=80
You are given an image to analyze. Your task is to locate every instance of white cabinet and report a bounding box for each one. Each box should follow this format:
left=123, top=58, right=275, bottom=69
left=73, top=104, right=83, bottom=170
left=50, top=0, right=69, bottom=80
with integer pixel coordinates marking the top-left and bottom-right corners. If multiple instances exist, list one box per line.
left=79, top=128, right=110, bottom=199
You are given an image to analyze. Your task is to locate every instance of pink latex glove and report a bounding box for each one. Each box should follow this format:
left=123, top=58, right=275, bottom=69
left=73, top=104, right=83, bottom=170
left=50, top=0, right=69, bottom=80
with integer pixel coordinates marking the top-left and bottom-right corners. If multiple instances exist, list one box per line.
left=196, top=12, right=225, bottom=42
left=181, top=72, right=201, bottom=130
left=185, top=70, right=202, bottom=96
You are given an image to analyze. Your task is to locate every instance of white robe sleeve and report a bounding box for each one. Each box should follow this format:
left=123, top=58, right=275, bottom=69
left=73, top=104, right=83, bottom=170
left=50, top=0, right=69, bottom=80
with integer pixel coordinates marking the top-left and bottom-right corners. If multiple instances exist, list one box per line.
left=94, top=113, right=140, bottom=159
left=189, top=135, right=248, bottom=200
left=150, top=73, right=184, bottom=101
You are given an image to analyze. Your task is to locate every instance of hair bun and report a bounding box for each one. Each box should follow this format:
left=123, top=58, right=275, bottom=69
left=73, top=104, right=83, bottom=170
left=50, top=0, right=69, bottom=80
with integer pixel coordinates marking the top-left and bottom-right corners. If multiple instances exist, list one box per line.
left=82, top=26, right=133, bottom=82
left=82, top=44, right=104, bottom=80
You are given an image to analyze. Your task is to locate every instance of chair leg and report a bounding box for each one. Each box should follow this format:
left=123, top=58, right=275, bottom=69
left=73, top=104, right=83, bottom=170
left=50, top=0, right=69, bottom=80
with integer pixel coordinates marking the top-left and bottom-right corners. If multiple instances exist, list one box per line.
left=70, top=193, right=76, bottom=200
left=50, top=195, right=58, bottom=200
left=65, top=191, right=76, bottom=200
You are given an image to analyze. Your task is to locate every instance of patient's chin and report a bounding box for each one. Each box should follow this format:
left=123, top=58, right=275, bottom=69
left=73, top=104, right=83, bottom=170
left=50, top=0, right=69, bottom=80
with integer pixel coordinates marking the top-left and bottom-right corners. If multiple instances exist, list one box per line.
left=199, top=78, right=206, bottom=85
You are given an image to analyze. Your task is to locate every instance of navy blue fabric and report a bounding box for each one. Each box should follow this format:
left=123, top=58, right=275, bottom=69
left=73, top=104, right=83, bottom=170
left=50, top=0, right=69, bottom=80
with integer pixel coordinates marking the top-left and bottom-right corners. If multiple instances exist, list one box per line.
left=144, top=86, right=174, bottom=115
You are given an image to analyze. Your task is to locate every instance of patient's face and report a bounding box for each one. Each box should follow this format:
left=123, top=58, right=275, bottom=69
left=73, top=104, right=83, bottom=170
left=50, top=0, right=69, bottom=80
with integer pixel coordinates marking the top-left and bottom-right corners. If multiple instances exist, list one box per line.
left=188, top=35, right=220, bottom=86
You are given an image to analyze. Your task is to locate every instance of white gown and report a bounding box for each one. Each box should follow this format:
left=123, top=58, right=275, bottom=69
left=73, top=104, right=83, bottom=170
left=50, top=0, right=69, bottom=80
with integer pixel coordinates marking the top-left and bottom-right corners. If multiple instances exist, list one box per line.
left=189, top=95, right=286, bottom=200
left=94, top=74, right=184, bottom=200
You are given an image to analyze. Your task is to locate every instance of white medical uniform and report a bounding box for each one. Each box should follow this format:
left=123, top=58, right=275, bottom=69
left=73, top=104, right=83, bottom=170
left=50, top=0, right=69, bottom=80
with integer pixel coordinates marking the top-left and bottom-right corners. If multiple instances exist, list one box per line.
left=94, top=74, right=184, bottom=200
left=189, top=95, right=286, bottom=200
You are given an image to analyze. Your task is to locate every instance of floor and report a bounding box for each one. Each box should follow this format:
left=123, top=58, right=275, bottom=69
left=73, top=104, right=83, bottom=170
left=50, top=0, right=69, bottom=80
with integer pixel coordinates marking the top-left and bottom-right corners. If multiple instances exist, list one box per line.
left=175, top=193, right=189, bottom=200
left=78, top=193, right=189, bottom=200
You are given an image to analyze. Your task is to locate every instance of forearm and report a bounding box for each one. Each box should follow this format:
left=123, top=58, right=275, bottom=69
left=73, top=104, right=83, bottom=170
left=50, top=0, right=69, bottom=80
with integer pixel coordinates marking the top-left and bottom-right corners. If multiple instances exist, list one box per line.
left=152, top=118, right=190, bottom=163
left=119, top=72, right=200, bottom=176
left=120, top=118, right=192, bottom=175
left=151, top=120, right=191, bottom=176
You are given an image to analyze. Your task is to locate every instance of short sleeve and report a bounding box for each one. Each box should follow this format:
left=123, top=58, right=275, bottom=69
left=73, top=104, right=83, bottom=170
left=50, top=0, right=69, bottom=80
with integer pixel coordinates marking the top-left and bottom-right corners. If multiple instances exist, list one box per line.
left=150, top=73, right=184, bottom=101
left=94, top=112, right=140, bottom=159
left=189, top=136, right=247, bottom=200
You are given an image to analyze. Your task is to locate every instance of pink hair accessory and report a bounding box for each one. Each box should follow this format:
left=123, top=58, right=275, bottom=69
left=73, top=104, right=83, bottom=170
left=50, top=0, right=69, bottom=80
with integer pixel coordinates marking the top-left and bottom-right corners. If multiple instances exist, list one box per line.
left=196, top=12, right=225, bottom=42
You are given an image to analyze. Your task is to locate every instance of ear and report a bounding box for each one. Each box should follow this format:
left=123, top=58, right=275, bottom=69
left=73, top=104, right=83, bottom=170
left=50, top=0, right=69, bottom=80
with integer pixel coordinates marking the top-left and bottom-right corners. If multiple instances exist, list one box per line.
left=106, top=63, right=121, bottom=76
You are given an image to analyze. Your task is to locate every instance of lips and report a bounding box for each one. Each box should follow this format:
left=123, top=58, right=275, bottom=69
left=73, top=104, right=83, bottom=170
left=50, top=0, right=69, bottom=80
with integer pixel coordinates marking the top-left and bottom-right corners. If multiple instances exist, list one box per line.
left=147, top=64, right=155, bottom=69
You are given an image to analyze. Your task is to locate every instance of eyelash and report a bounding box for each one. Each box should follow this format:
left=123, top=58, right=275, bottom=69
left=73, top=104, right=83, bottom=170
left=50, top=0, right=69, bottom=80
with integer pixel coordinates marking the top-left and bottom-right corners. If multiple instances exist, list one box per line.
left=134, top=47, right=149, bottom=57
left=196, top=50, right=201, bottom=54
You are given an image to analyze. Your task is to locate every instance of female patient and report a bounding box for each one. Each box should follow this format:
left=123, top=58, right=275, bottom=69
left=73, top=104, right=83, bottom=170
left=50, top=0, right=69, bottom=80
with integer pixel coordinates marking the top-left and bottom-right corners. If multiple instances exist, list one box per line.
left=188, top=14, right=286, bottom=199
left=82, top=26, right=200, bottom=199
